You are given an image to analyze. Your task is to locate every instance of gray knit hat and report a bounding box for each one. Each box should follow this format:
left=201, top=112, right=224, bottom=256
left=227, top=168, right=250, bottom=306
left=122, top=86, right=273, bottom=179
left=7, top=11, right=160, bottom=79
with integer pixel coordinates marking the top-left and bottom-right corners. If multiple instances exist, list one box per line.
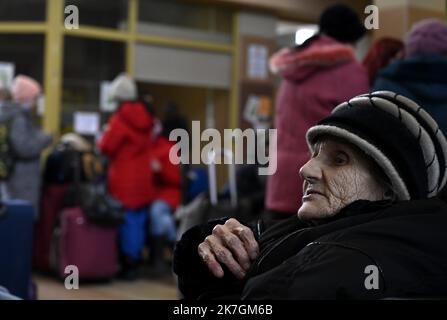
left=306, top=91, right=447, bottom=200
left=109, top=73, right=137, bottom=102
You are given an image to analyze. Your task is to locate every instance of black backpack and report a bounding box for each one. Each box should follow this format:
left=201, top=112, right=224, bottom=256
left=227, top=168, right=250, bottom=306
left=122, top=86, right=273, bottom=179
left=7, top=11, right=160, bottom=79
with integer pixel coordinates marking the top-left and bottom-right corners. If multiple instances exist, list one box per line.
left=43, top=144, right=83, bottom=184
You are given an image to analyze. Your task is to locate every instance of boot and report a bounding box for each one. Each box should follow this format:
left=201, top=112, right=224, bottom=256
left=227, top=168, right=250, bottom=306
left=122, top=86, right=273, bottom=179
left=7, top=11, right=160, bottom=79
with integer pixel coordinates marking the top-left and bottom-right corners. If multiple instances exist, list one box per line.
left=117, top=255, right=139, bottom=281
left=146, top=236, right=172, bottom=279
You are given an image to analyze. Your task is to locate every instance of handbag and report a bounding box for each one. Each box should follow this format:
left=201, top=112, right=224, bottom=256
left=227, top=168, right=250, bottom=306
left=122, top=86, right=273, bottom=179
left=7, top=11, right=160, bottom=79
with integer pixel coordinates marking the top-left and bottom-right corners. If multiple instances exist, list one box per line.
left=67, top=148, right=125, bottom=227
left=79, top=183, right=125, bottom=226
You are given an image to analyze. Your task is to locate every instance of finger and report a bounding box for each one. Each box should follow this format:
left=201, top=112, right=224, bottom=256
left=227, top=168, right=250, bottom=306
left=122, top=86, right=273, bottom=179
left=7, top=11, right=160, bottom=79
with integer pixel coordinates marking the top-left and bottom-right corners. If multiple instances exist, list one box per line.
left=213, top=225, right=251, bottom=271
left=224, top=218, right=242, bottom=229
left=225, top=219, right=259, bottom=260
left=205, top=235, right=246, bottom=280
left=234, top=226, right=259, bottom=261
left=198, top=242, right=224, bottom=278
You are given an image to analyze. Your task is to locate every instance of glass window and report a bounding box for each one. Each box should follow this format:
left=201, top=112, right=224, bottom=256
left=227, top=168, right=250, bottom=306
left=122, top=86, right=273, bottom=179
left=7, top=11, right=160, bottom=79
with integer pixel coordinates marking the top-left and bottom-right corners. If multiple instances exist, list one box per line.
left=0, top=34, right=44, bottom=125
left=138, top=0, right=232, bottom=44
left=62, top=37, right=125, bottom=134
left=0, top=34, right=44, bottom=83
left=64, top=0, right=128, bottom=29
left=0, top=0, right=46, bottom=21
left=276, top=21, right=318, bottom=48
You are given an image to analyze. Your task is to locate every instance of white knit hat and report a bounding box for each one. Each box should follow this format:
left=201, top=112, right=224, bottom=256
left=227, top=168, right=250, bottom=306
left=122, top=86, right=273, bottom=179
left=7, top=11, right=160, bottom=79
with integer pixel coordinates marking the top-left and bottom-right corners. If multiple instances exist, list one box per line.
left=109, top=73, right=137, bottom=102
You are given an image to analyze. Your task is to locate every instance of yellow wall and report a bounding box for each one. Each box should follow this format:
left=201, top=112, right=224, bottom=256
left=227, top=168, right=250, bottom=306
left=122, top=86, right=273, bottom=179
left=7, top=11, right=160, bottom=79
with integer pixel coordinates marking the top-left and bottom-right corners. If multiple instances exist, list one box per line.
left=373, top=0, right=446, bottom=40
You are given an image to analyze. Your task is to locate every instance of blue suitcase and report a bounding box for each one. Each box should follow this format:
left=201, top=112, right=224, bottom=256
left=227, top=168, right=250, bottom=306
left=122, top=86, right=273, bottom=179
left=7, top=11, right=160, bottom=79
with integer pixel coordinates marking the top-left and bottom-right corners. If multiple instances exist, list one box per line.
left=0, top=200, right=34, bottom=299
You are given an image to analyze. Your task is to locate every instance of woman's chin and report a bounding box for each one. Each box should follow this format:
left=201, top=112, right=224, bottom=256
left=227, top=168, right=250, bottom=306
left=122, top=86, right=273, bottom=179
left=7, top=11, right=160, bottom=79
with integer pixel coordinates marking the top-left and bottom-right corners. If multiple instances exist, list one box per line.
left=297, top=199, right=333, bottom=220
left=297, top=203, right=319, bottom=220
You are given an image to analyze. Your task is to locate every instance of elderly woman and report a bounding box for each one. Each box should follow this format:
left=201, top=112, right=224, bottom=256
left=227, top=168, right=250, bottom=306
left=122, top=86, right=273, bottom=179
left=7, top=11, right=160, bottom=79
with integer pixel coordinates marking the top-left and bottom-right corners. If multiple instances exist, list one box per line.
left=173, top=91, right=447, bottom=300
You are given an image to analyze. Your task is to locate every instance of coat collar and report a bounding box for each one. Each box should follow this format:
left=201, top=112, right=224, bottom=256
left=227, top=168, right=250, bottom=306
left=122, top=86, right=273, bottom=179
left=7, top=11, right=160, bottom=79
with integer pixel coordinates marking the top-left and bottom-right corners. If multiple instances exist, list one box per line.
left=305, top=200, right=394, bottom=227
left=269, top=35, right=357, bottom=82
left=378, top=54, right=447, bottom=83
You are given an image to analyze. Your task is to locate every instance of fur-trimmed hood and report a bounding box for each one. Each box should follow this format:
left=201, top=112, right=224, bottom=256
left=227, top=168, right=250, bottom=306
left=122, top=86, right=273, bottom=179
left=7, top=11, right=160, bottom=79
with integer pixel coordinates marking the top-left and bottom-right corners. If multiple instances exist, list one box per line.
left=269, top=35, right=357, bottom=82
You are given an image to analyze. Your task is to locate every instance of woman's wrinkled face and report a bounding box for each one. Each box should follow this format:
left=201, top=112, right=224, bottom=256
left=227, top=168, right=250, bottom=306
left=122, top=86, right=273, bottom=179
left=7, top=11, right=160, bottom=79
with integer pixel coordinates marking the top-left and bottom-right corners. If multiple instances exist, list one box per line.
left=297, top=137, right=387, bottom=221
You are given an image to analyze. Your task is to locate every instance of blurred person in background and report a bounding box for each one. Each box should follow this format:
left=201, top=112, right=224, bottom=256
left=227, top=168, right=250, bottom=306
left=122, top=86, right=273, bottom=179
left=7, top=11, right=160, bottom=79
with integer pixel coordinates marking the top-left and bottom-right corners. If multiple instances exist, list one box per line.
left=0, top=84, right=11, bottom=104
left=99, top=73, right=155, bottom=280
left=265, top=4, right=368, bottom=219
left=363, top=37, right=404, bottom=87
left=373, top=19, right=447, bottom=134
left=0, top=84, right=12, bottom=200
left=7, top=75, right=52, bottom=218
left=161, top=102, right=190, bottom=204
left=146, top=106, right=182, bottom=277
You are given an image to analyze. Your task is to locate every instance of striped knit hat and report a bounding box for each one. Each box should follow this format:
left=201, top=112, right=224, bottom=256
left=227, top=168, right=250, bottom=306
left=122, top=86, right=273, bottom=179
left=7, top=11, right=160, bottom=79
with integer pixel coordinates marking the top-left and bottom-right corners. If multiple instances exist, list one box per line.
left=306, top=91, right=447, bottom=200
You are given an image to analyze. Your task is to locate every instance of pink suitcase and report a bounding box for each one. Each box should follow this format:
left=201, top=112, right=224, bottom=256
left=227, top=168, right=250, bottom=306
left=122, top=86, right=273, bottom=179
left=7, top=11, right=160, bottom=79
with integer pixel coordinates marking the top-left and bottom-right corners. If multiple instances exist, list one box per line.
left=57, top=207, right=118, bottom=279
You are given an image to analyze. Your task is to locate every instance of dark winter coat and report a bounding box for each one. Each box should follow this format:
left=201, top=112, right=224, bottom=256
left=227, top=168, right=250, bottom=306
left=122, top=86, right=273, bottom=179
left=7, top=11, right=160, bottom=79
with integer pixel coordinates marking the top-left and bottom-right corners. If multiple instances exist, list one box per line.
left=174, top=198, right=447, bottom=299
left=4, top=105, right=52, bottom=217
left=373, top=54, right=447, bottom=135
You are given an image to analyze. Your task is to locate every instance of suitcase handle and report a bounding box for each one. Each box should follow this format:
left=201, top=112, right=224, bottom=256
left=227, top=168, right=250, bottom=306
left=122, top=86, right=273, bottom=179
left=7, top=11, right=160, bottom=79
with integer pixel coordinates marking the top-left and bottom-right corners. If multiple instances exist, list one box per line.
left=207, top=148, right=237, bottom=208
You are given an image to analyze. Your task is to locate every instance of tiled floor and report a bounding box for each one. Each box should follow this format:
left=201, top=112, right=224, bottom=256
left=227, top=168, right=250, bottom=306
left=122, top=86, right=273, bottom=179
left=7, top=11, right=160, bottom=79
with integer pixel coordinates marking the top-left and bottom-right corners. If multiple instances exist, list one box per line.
left=33, top=273, right=179, bottom=300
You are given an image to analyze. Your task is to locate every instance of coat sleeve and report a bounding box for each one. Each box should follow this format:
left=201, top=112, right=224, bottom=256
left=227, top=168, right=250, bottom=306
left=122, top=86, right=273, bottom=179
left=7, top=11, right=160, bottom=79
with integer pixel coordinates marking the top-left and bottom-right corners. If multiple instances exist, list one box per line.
left=241, top=242, right=387, bottom=300
left=98, top=115, right=126, bottom=157
left=9, top=113, right=52, bottom=159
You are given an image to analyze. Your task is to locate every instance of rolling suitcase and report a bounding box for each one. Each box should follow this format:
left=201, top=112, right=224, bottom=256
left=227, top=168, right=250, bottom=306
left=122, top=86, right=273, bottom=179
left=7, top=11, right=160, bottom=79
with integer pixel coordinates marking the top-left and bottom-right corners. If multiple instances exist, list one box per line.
left=33, top=184, right=69, bottom=272
left=35, top=144, right=85, bottom=271
left=0, top=200, right=34, bottom=299
left=55, top=207, right=118, bottom=280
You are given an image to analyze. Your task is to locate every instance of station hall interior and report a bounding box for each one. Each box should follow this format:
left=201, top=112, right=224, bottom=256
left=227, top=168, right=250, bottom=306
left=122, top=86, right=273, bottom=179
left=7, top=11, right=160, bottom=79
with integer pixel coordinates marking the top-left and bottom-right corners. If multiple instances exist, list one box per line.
left=0, top=0, right=446, bottom=300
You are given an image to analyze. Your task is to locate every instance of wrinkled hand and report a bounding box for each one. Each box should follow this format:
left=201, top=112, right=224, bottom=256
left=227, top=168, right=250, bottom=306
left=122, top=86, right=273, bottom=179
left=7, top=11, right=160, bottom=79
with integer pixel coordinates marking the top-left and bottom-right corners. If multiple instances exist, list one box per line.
left=198, top=218, right=259, bottom=280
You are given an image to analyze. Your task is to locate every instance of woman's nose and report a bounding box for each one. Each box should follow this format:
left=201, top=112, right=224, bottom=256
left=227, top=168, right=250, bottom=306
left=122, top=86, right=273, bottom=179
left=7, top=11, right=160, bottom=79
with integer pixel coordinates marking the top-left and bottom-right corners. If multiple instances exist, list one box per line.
left=299, top=157, right=322, bottom=181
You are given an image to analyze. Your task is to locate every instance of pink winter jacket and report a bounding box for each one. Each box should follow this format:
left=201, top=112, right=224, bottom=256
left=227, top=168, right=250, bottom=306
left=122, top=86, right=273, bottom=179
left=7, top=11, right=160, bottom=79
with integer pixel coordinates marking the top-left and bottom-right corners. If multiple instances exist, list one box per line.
left=266, top=35, right=369, bottom=214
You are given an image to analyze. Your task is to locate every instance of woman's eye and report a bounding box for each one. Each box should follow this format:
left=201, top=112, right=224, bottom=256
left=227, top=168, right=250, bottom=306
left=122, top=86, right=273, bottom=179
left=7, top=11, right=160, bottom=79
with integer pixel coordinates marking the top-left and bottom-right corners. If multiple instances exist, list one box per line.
left=334, top=154, right=348, bottom=165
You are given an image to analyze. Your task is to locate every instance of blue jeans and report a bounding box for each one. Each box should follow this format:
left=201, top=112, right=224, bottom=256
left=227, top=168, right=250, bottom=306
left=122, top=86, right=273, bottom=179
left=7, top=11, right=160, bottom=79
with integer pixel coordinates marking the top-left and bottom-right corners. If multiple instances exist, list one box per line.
left=119, top=207, right=148, bottom=261
left=148, top=200, right=177, bottom=242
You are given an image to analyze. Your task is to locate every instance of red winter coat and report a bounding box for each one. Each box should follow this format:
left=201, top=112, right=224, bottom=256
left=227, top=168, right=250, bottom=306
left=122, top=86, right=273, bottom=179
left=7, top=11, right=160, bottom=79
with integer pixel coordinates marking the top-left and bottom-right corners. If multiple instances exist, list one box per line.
left=266, top=35, right=369, bottom=214
left=99, top=101, right=155, bottom=209
left=152, top=136, right=181, bottom=211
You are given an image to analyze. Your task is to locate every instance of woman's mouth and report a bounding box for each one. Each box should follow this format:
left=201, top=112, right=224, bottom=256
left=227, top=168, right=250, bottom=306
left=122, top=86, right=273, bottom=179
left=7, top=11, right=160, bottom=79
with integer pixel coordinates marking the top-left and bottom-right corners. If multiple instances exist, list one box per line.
left=303, top=189, right=325, bottom=200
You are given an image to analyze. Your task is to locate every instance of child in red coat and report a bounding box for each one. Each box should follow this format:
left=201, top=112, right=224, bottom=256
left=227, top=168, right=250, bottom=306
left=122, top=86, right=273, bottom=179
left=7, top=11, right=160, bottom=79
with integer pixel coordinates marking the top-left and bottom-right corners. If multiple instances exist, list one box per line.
left=99, top=74, right=156, bottom=279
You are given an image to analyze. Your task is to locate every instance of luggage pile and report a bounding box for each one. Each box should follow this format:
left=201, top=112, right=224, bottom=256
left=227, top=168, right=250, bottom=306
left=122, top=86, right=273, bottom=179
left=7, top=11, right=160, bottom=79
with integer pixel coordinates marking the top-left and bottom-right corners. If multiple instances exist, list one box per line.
left=34, top=137, right=123, bottom=281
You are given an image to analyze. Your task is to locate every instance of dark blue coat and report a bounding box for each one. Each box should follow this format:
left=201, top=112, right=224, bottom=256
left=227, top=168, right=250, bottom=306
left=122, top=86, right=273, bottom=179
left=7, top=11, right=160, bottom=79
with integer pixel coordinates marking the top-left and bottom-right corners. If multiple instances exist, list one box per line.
left=373, top=55, right=447, bottom=134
